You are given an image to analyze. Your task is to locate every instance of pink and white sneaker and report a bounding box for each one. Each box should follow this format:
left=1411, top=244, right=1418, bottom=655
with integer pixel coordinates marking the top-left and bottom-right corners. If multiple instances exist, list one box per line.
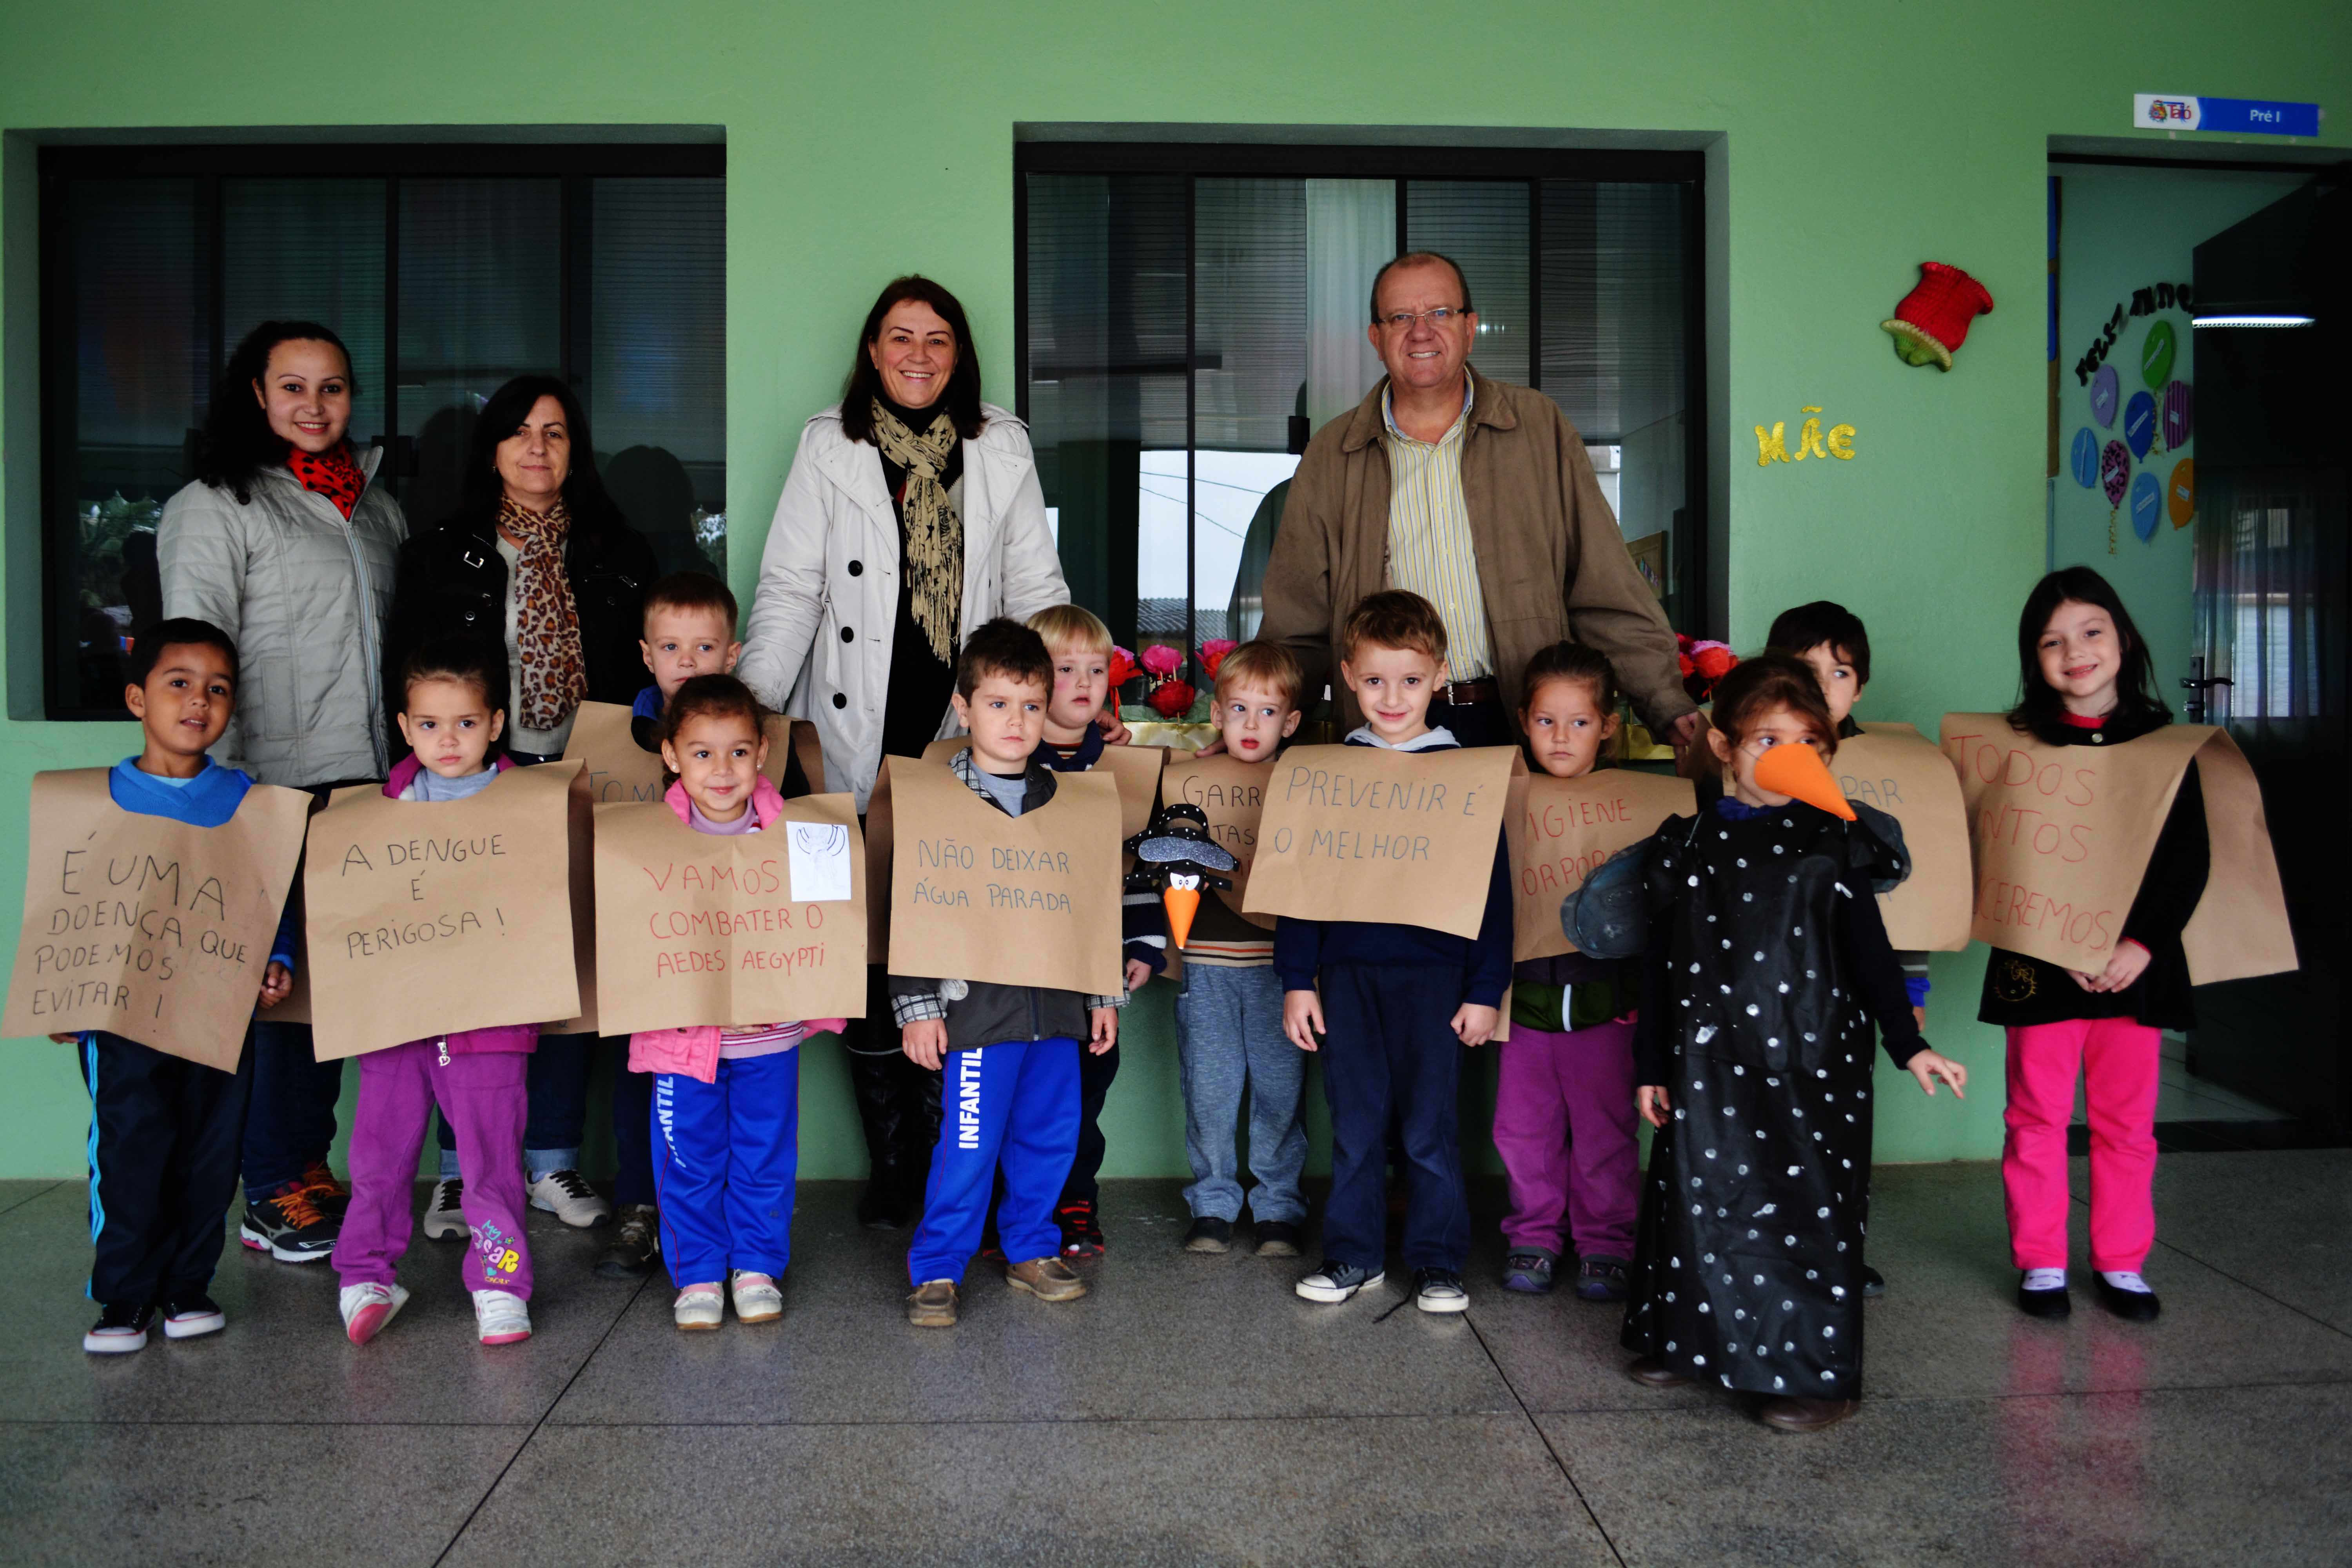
left=472, top=1288, right=532, bottom=1345
left=338, top=1282, right=408, bottom=1345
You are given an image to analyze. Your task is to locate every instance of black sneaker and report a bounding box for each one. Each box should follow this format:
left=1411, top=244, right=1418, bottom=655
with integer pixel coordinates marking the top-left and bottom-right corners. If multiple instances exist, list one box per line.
left=1254, top=1220, right=1304, bottom=1258
left=597, top=1204, right=659, bottom=1280
left=1573, top=1255, right=1630, bottom=1302
left=160, top=1293, right=226, bottom=1340
left=1862, top=1265, right=1887, bottom=1298
left=1414, top=1266, right=1470, bottom=1314
left=83, top=1302, right=154, bottom=1354
left=1296, top=1259, right=1384, bottom=1303
left=240, top=1181, right=339, bottom=1263
left=1183, top=1216, right=1233, bottom=1254
left=1056, top=1200, right=1104, bottom=1258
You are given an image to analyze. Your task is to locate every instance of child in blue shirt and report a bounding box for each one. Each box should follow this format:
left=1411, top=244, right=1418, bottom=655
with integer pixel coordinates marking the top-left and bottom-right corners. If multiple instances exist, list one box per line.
left=64, top=619, right=296, bottom=1353
left=1278, top=591, right=1514, bottom=1315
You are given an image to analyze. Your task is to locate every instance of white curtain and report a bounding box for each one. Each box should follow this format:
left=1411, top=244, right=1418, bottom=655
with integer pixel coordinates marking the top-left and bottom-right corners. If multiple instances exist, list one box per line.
left=1304, top=178, right=1395, bottom=431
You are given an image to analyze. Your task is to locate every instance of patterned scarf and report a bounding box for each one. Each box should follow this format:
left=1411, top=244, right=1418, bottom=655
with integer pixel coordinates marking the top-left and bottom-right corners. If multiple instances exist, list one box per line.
left=870, top=399, right=963, bottom=664
left=497, top=495, right=588, bottom=730
left=286, top=441, right=366, bottom=520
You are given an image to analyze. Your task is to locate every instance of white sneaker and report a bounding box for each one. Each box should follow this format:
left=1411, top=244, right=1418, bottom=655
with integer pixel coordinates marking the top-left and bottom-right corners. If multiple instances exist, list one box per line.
left=730, top=1270, right=783, bottom=1324
left=339, top=1282, right=409, bottom=1345
left=472, top=1288, right=532, bottom=1345
left=421, top=1178, right=467, bottom=1240
left=528, top=1170, right=611, bottom=1229
left=673, top=1283, right=724, bottom=1331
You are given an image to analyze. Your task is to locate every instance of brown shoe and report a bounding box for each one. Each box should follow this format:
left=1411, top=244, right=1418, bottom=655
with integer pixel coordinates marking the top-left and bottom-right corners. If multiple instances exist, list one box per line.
left=1760, top=1396, right=1859, bottom=1433
left=905, top=1279, right=958, bottom=1328
left=1005, top=1256, right=1088, bottom=1302
left=1626, top=1357, right=1695, bottom=1389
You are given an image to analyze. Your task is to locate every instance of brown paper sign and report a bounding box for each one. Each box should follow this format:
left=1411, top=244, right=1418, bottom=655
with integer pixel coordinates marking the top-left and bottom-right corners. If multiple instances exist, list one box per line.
left=883, top=759, right=1124, bottom=995
left=5, top=770, right=310, bottom=1069
left=1939, top=714, right=2295, bottom=982
left=1161, top=752, right=1282, bottom=930
left=1508, top=769, right=1695, bottom=962
left=564, top=701, right=804, bottom=805
left=922, top=736, right=1164, bottom=840
left=1834, top=722, right=1974, bottom=952
left=1243, top=745, right=1522, bottom=941
left=302, top=763, right=583, bottom=1060
left=591, top=793, right=867, bottom=1035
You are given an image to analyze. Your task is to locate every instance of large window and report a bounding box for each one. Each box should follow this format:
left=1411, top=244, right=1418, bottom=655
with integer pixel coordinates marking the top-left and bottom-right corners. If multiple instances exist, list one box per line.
left=39, top=143, right=725, bottom=719
left=1018, top=143, right=1704, bottom=711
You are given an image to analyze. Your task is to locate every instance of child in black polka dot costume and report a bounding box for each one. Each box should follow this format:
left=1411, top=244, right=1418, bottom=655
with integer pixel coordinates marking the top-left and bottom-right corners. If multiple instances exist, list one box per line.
left=1619, top=653, right=1967, bottom=1433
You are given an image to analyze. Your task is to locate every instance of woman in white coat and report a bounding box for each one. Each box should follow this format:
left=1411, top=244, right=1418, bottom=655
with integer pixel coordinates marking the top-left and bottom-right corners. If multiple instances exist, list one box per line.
left=738, top=274, right=1071, bottom=1228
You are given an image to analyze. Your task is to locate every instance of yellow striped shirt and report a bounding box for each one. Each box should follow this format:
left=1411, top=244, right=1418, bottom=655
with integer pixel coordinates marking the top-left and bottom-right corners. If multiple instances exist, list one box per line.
left=1380, top=376, right=1492, bottom=679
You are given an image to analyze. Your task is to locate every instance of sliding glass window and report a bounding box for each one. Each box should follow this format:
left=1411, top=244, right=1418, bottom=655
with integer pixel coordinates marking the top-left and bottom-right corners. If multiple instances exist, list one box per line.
left=1018, top=143, right=1704, bottom=713
left=38, top=144, right=724, bottom=719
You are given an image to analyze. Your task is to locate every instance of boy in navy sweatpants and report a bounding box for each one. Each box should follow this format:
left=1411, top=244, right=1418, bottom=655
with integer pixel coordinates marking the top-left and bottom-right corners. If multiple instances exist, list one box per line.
left=63, top=619, right=298, bottom=1353
left=1277, top=592, right=1513, bottom=1316
left=891, top=619, right=1126, bottom=1327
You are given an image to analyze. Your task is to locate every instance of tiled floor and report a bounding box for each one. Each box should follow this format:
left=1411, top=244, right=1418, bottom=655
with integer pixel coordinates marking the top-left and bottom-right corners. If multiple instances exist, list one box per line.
left=2, top=1154, right=2346, bottom=1566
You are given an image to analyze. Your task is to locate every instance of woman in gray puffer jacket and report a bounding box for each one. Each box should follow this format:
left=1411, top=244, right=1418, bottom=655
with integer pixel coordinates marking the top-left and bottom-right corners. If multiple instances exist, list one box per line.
left=160, top=320, right=406, bottom=790
left=156, top=319, right=407, bottom=1267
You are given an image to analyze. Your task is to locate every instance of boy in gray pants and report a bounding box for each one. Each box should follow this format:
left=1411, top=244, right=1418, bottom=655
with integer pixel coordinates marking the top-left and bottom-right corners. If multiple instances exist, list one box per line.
left=1173, top=642, right=1310, bottom=1256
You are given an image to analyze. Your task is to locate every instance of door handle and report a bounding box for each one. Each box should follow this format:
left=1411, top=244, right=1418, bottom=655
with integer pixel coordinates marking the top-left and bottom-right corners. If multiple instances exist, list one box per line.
left=2180, top=676, right=2233, bottom=689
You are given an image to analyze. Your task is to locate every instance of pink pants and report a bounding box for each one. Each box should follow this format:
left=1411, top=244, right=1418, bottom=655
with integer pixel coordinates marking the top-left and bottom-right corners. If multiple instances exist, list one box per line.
left=1492, top=1019, right=1640, bottom=1258
left=2002, top=1018, right=2160, bottom=1272
left=332, top=1042, right=532, bottom=1298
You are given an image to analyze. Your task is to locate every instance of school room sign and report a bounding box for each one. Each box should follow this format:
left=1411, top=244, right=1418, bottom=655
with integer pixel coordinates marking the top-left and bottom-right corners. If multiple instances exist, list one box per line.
left=5, top=770, right=310, bottom=1070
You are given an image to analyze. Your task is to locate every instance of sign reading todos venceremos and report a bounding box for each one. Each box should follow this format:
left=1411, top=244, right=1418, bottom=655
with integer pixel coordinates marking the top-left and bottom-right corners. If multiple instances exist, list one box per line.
left=5, top=770, right=311, bottom=1069
left=1939, top=714, right=2294, bottom=982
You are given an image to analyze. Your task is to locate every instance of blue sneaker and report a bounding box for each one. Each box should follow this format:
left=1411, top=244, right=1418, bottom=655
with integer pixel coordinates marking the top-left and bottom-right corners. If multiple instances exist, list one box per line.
left=1503, top=1248, right=1558, bottom=1294
left=1295, top=1260, right=1384, bottom=1303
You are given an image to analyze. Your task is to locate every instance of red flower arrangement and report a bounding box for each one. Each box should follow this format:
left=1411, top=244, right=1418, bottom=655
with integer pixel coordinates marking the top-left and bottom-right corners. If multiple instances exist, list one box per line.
left=1147, top=680, right=1197, bottom=718
left=1106, top=646, right=1138, bottom=691
left=1198, top=639, right=1237, bottom=680
left=1677, top=633, right=1738, bottom=703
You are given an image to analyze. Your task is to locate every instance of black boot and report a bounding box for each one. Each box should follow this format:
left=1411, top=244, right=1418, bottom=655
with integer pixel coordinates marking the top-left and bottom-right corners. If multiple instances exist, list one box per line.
left=850, top=1046, right=917, bottom=1229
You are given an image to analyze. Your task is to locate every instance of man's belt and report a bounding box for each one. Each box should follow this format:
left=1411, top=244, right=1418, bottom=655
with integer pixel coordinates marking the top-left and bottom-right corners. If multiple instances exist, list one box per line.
left=1432, top=677, right=1501, bottom=707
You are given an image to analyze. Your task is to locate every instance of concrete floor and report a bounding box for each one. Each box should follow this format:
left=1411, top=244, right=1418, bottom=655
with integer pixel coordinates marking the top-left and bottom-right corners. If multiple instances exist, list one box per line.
left=1, top=1152, right=2346, bottom=1567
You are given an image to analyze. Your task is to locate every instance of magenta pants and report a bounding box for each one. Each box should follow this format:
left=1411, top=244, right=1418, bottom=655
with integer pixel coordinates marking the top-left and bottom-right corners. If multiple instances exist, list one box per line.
left=332, top=1041, right=532, bottom=1298
left=1492, top=1018, right=1639, bottom=1258
left=2003, top=1018, right=2160, bottom=1272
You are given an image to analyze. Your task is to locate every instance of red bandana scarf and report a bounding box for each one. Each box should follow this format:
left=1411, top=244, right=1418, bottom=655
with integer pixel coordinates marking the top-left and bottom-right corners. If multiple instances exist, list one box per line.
left=497, top=495, right=589, bottom=731
left=285, top=441, right=366, bottom=520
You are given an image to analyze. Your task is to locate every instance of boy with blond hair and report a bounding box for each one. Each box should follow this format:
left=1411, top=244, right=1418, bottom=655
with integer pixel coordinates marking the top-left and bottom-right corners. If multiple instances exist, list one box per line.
left=1276, top=591, right=1512, bottom=1314
left=1172, top=641, right=1309, bottom=1256
left=1021, top=603, right=1166, bottom=1256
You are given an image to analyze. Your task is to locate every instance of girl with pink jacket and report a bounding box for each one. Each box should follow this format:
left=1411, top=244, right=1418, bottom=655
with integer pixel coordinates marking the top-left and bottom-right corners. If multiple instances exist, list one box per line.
left=632, top=676, right=844, bottom=1330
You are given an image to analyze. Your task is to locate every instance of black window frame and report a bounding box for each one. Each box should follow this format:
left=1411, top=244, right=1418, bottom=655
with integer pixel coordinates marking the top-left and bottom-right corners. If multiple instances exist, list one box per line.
left=1013, top=140, right=1712, bottom=678
left=36, top=140, right=725, bottom=721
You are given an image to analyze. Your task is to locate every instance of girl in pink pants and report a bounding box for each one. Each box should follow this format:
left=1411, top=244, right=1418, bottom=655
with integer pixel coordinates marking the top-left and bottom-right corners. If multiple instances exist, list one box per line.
left=1497, top=643, right=1665, bottom=1302
left=332, top=638, right=544, bottom=1348
left=1979, top=570, right=2210, bottom=1325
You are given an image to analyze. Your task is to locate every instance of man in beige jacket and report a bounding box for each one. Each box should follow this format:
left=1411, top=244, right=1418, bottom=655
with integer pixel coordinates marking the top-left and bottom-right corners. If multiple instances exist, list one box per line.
left=1258, top=252, right=1701, bottom=759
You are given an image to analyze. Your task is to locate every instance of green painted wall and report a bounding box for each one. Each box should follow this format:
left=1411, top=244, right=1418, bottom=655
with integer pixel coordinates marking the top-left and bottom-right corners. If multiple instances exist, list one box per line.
left=3, top=1, right=2346, bottom=1179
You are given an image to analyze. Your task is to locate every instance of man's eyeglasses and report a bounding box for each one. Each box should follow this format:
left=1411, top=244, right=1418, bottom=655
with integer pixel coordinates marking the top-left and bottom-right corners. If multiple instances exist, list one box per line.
left=1376, top=306, right=1467, bottom=332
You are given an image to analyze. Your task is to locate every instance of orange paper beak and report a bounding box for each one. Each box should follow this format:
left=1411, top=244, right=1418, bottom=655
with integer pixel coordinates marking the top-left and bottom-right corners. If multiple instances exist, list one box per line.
left=1753, top=743, right=1857, bottom=820
left=1162, top=886, right=1202, bottom=951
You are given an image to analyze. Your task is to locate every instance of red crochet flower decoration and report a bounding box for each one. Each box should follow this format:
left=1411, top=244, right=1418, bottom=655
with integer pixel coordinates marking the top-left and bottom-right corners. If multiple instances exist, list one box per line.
left=1146, top=680, right=1196, bottom=719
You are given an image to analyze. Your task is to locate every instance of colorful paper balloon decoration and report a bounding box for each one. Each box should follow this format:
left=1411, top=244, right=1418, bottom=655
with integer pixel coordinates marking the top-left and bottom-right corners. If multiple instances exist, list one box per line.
left=2092, top=363, right=2120, bottom=427
left=2169, top=458, right=2196, bottom=529
left=2163, top=379, right=2193, bottom=448
left=2140, top=318, right=2177, bottom=390
left=2070, top=426, right=2100, bottom=488
left=2102, top=440, right=2131, bottom=505
left=2130, top=471, right=2162, bottom=542
left=2124, top=390, right=2158, bottom=459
